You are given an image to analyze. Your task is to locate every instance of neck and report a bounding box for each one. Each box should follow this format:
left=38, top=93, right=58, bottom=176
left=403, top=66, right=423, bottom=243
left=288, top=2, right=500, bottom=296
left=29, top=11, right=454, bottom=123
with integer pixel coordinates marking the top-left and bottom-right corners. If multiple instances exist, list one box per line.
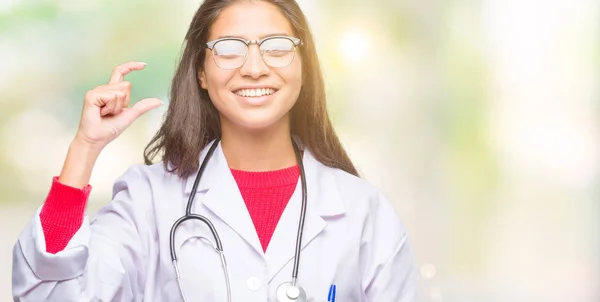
left=220, top=117, right=297, bottom=172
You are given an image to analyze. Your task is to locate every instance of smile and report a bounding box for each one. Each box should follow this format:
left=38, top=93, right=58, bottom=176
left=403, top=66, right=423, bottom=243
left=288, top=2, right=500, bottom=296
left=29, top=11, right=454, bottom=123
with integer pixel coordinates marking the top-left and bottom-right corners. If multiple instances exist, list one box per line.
left=234, top=88, right=277, bottom=97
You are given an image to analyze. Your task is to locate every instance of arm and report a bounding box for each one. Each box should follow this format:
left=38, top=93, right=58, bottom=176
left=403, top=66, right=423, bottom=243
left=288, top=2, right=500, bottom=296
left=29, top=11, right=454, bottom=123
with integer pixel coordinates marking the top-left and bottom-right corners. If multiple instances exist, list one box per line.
left=364, top=232, right=418, bottom=301
left=12, top=61, right=162, bottom=302
left=39, top=176, right=91, bottom=255
left=12, top=165, right=155, bottom=302
left=362, top=192, right=419, bottom=302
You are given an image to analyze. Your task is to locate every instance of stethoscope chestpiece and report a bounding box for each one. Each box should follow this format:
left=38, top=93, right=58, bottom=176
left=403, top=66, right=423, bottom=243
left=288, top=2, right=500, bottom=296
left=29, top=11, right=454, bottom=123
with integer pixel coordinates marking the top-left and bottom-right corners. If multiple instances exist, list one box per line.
left=276, top=281, right=307, bottom=302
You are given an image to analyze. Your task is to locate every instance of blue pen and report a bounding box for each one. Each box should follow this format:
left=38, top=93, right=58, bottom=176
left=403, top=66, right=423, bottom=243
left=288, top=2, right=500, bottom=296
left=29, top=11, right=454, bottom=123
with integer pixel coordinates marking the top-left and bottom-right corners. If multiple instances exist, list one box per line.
left=327, top=284, right=336, bottom=302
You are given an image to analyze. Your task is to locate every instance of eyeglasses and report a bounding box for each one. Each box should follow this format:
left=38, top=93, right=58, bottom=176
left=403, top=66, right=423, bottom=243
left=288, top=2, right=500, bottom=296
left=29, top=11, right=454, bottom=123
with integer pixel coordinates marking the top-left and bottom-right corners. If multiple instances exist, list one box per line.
left=205, top=36, right=302, bottom=70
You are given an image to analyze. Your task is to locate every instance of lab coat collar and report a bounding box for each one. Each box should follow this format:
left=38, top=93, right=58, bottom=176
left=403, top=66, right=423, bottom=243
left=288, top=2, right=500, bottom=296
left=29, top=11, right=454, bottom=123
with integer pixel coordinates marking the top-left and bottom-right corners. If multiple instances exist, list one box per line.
left=182, top=140, right=263, bottom=255
left=183, top=138, right=346, bottom=217
left=182, top=138, right=346, bottom=278
left=264, top=144, right=347, bottom=282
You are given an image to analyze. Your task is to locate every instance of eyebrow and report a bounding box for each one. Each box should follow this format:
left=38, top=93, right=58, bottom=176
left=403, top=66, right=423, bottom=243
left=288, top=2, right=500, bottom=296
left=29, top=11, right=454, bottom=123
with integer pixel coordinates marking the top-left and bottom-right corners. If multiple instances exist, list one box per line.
left=214, top=33, right=292, bottom=40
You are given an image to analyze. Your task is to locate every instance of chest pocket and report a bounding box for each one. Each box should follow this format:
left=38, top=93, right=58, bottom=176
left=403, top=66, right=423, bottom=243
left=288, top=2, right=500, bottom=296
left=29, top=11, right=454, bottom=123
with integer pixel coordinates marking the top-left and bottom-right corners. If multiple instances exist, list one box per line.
left=286, top=232, right=361, bottom=302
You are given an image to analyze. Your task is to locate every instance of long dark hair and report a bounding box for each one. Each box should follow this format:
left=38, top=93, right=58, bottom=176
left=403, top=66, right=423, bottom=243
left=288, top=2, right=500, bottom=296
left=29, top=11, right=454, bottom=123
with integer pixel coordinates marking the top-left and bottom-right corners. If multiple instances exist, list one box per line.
left=144, top=0, right=359, bottom=178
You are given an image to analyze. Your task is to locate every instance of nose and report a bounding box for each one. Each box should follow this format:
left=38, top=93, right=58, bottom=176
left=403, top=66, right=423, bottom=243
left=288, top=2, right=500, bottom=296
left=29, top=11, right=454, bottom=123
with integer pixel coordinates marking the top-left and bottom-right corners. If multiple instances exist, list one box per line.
left=239, top=44, right=269, bottom=79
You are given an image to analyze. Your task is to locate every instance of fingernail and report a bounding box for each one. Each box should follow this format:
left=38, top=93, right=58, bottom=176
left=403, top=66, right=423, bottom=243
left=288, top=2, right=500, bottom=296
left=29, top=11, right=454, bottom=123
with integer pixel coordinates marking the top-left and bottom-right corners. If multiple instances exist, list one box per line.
left=140, top=62, right=147, bottom=65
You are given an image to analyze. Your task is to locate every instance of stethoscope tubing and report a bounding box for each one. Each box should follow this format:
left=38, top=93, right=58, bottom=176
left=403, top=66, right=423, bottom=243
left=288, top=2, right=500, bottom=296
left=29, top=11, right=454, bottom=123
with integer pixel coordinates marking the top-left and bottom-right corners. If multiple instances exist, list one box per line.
left=291, top=139, right=307, bottom=285
left=168, top=138, right=308, bottom=301
left=169, top=139, right=222, bottom=260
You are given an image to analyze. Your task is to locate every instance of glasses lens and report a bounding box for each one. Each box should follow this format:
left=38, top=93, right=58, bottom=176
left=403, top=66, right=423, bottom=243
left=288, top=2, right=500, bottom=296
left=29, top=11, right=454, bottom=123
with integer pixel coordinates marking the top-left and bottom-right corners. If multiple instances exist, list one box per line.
left=213, top=39, right=247, bottom=69
left=260, top=38, right=296, bottom=67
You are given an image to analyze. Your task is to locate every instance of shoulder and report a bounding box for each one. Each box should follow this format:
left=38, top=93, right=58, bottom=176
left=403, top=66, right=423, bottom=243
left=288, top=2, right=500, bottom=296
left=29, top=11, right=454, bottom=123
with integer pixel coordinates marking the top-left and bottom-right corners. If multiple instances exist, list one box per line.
left=106, top=161, right=185, bottom=215
left=321, top=164, right=408, bottom=241
left=324, top=166, right=415, bottom=285
left=112, top=161, right=178, bottom=193
left=328, top=167, right=380, bottom=199
left=99, top=161, right=181, bottom=220
left=328, top=166, right=399, bottom=213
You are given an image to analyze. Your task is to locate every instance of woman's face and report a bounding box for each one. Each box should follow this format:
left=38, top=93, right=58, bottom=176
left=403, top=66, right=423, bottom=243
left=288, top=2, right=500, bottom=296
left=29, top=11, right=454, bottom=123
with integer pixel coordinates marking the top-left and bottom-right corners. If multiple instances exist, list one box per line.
left=199, top=1, right=302, bottom=132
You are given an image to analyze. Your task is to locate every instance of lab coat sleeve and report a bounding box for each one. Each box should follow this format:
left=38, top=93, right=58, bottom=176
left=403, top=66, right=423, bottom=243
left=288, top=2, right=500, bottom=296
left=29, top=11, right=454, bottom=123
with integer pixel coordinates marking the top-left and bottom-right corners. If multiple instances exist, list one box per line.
left=362, top=192, right=419, bottom=302
left=12, top=165, right=154, bottom=302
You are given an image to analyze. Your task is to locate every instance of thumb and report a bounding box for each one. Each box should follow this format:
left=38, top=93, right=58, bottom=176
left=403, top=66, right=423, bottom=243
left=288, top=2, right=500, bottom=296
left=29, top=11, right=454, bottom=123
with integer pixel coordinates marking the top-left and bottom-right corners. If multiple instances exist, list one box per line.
left=120, top=98, right=164, bottom=125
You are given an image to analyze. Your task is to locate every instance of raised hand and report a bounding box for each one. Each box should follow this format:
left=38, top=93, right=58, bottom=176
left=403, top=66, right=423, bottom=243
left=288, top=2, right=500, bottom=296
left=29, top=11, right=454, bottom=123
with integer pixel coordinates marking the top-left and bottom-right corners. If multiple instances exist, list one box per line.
left=59, top=61, right=163, bottom=188
left=76, top=61, right=163, bottom=148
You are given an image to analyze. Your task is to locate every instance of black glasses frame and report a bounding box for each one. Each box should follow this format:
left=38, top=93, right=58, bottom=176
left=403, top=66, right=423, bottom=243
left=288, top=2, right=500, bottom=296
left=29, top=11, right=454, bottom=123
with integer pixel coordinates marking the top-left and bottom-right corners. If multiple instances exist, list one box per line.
left=205, top=36, right=302, bottom=69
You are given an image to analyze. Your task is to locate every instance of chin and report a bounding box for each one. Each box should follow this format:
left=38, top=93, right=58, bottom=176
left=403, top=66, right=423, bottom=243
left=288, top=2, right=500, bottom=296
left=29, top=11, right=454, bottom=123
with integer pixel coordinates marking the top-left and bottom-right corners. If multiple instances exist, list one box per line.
left=238, top=119, right=282, bottom=132
left=229, top=113, right=290, bottom=133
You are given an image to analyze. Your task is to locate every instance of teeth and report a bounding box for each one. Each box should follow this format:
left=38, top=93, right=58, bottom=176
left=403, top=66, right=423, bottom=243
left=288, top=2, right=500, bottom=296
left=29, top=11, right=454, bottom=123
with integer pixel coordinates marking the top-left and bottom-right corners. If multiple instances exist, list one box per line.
left=235, top=88, right=275, bottom=97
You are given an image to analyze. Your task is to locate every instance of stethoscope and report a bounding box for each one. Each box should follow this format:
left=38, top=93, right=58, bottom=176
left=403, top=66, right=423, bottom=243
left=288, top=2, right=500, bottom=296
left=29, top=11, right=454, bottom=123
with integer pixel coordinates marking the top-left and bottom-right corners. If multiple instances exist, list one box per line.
left=169, top=138, right=308, bottom=302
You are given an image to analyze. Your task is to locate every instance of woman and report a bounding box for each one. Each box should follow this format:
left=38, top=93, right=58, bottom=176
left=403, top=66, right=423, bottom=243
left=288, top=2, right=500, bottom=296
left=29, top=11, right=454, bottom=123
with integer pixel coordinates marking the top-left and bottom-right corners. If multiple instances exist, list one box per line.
left=12, top=0, right=418, bottom=301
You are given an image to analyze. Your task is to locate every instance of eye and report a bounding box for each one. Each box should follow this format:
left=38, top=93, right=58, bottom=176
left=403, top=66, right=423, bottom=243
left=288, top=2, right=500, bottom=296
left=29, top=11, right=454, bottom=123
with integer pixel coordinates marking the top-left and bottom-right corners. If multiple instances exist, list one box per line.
left=260, top=37, right=295, bottom=53
left=213, top=39, right=247, bottom=57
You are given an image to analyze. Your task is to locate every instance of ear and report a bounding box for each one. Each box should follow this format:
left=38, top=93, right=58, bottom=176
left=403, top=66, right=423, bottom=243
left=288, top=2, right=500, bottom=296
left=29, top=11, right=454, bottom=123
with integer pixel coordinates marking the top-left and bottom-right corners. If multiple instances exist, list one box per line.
left=198, top=70, right=207, bottom=89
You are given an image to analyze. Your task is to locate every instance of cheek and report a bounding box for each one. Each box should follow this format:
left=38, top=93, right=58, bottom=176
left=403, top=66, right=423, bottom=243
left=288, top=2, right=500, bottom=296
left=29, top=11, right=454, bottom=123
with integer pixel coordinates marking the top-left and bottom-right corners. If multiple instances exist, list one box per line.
left=204, top=71, right=234, bottom=96
left=295, top=59, right=304, bottom=87
left=201, top=54, right=232, bottom=91
left=290, top=67, right=303, bottom=94
left=283, top=60, right=303, bottom=89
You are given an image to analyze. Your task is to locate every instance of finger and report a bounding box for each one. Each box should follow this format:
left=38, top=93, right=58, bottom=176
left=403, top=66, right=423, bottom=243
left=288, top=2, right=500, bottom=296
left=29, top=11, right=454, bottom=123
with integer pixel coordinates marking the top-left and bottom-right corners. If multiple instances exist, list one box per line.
left=122, top=82, right=131, bottom=107
left=100, top=81, right=132, bottom=91
left=89, top=90, right=125, bottom=116
left=100, top=98, right=117, bottom=116
left=118, top=98, right=164, bottom=126
left=100, top=81, right=132, bottom=107
left=87, top=89, right=123, bottom=107
left=111, top=93, right=127, bottom=115
left=108, top=61, right=147, bottom=84
left=108, top=81, right=132, bottom=107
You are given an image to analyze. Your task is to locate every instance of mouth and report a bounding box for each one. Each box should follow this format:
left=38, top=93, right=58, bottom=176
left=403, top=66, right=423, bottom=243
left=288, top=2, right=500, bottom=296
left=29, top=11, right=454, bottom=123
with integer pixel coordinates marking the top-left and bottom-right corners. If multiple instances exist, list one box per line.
left=233, top=88, right=278, bottom=98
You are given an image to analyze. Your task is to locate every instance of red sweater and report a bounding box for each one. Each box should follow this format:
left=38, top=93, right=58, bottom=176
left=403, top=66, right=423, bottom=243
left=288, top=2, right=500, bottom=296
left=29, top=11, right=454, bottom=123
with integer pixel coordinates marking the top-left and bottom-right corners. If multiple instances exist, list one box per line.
left=39, top=166, right=299, bottom=254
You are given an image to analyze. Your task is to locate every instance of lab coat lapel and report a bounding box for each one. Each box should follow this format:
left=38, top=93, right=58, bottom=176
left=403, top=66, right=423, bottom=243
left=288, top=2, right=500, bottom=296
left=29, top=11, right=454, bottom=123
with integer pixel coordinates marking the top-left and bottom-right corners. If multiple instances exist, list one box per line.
left=265, top=149, right=346, bottom=282
left=183, top=141, right=264, bottom=256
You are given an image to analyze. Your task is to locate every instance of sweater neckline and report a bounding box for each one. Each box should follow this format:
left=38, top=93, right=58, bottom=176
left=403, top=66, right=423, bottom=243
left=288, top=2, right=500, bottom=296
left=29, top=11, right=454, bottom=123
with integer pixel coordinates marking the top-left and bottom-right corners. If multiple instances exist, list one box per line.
left=230, top=165, right=300, bottom=188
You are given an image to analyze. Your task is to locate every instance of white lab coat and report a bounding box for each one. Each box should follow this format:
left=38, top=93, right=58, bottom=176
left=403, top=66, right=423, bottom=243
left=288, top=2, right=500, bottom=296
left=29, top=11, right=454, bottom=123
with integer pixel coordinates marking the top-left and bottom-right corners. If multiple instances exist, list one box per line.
left=12, top=140, right=418, bottom=302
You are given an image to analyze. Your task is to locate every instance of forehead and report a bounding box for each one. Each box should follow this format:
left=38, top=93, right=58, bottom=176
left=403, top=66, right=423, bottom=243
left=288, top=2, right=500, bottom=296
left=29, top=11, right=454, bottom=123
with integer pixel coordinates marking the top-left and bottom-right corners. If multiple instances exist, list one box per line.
left=209, top=1, right=294, bottom=40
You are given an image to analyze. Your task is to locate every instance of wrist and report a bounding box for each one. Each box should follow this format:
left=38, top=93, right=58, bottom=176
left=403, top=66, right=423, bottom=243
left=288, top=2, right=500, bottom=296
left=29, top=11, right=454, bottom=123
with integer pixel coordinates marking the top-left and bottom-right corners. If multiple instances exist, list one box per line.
left=73, top=132, right=106, bottom=152
left=57, top=137, right=103, bottom=188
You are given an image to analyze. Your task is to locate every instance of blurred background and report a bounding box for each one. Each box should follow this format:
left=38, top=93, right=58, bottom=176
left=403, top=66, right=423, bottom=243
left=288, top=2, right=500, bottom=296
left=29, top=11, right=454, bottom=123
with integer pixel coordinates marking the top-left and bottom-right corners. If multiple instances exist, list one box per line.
left=1, top=0, right=598, bottom=301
